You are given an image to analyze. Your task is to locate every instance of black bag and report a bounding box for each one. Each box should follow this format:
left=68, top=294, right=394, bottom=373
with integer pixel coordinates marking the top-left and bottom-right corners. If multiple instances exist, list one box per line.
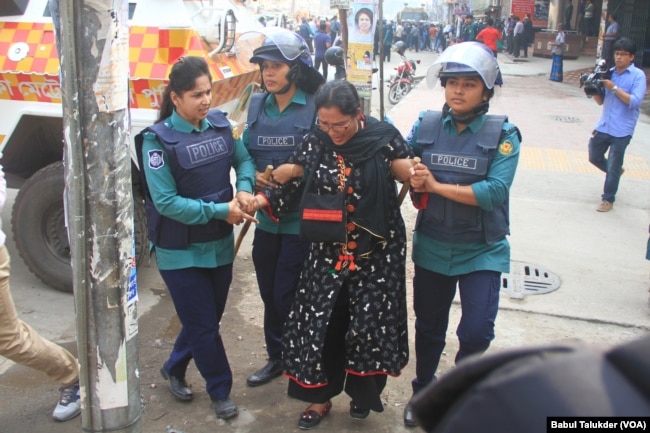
left=299, top=191, right=346, bottom=243
left=299, top=148, right=347, bottom=243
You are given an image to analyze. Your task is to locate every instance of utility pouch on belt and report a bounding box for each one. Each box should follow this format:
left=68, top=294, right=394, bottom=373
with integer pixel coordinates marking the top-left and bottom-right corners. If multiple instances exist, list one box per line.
left=299, top=147, right=347, bottom=243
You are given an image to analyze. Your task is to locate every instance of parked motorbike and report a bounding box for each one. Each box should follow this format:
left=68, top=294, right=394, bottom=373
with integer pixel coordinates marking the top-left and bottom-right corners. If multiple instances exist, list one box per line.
left=387, top=43, right=423, bottom=105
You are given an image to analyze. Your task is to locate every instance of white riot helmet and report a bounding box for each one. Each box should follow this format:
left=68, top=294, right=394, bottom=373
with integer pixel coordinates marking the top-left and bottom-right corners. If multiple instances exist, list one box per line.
left=426, top=42, right=500, bottom=89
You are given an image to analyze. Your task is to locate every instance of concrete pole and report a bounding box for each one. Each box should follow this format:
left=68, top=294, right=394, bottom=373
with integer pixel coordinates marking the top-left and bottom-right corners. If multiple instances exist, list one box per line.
left=55, top=0, right=142, bottom=431
left=378, top=0, right=385, bottom=121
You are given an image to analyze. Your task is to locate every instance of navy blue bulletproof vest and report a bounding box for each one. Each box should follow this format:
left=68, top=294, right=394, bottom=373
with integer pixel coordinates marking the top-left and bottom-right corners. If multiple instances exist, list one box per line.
left=136, top=109, right=234, bottom=249
left=246, top=92, right=316, bottom=172
left=415, top=111, right=509, bottom=245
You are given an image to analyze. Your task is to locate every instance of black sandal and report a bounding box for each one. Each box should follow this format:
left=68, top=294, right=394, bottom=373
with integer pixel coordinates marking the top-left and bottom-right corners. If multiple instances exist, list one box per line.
left=298, top=400, right=332, bottom=430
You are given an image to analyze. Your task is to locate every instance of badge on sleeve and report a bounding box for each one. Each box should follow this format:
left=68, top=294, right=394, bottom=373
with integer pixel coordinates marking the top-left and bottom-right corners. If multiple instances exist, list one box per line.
left=148, top=149, right=165, bottom=170
left=498, top=141, right=513, bottom=156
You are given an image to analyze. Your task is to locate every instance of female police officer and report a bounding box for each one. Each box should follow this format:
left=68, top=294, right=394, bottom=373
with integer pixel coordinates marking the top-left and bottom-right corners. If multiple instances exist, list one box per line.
left=239, top=28, right=325, bottom=388
left=403, top=42, right=522, bottom=427
left=136, top=56, right=256, bottom=420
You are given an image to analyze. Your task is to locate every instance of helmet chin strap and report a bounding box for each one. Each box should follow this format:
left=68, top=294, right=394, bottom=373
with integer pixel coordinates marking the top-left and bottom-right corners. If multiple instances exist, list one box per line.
left=275, top=64, right=301, bottom=95
left=442, top=101, right=490, bottom=123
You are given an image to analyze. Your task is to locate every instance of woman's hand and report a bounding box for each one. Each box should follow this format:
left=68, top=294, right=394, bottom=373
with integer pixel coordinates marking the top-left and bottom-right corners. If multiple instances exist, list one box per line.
left=254, top=169, right=276, bottom=191
left=390, top=158, right=418, bottom=182
left=272, top=163, right=303, bottom=185
left=410, top=162, right=437, bottom=192
left=243, top=194, right=269, bottom=214
left=226, top=198, right=258, bottom=225
left=236, top=191, right=255, bottom=212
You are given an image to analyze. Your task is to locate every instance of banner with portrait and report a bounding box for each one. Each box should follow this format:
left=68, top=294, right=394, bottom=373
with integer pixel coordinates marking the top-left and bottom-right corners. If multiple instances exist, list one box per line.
left=346, top=0, right=377, bottom=98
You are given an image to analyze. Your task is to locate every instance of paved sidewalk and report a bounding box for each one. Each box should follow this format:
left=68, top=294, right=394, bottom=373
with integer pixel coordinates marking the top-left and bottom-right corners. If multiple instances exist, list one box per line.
left=1, top=52, right=649, bottom=433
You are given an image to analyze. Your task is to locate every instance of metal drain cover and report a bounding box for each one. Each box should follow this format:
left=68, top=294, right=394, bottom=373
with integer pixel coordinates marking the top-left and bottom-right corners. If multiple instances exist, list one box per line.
left=501, top=261, right=561, bottom=299
left=548, top=115, right=582, bottom=123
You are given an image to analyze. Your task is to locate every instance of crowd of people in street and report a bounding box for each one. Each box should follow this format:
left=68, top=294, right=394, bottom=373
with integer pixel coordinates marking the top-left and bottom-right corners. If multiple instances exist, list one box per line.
left=280, top=8, right=564, bottom=76
left=5, top=4, right=647, bottom=431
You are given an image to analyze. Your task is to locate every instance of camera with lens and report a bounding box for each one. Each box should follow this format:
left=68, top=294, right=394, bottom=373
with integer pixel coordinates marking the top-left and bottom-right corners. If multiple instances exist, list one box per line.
left=579, top=58, right=611, bottom=97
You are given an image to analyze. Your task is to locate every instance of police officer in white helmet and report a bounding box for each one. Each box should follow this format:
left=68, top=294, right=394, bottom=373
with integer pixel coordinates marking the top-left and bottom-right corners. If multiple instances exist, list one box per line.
left=403, top=42, right=521, bottom=428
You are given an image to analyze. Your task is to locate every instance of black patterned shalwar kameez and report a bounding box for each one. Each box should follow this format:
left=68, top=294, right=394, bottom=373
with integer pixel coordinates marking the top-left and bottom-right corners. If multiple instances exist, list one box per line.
left=261, top=119, right=412, bottom=411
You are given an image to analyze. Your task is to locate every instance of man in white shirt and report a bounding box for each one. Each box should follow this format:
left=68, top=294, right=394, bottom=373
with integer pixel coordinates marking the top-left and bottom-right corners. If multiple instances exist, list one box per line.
left=396, top=22, right=404, bottom=42
left=512, top=16, right=524, bottom=58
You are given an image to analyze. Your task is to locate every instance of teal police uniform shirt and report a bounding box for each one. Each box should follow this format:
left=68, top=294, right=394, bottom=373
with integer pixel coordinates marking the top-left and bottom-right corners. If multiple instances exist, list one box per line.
left=407, top=110, right=521, bottom=276
left=142, top=110, right=255, bottom=270
left=242, top=89, right=311, bottom=235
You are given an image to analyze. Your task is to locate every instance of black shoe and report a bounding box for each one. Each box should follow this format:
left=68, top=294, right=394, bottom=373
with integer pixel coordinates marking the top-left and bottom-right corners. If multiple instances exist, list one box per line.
left=403, top=402, right=417, bottom=427
left=160, top=367, right=193, bottom=401
left=212, top=398, right=239, bottom=419
left=349, top=400, right=370, bottom=419
left=246, top=359, right=283, bottom=387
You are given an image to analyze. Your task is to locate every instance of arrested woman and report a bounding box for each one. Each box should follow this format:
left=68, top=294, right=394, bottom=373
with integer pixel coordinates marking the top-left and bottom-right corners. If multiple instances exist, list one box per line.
left=246, top=79, right=414, bottom=429
left=241, top=28, right=324, bottom=388
left=135, top=56, right=257, bottom=420
left=402, top=42, right=522, bottom=427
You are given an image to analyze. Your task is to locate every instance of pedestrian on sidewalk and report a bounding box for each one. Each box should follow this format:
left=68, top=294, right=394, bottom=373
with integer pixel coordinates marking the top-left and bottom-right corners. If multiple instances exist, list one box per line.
left=505, top=15, right=515, bottom=54
left=601, top=14, right=619, bottom=70
left=136, top=56, right=257, bottom=420
left=0, top=161, right=81, bottom=422
left=475, top=17, right=502, bottom=57
left=564, top=0, right=574, bottom=31
left=402, top=41, right=521, bottom=428
left=575, top=0, right=586, bottom=34
left=313, top=22, right=332, bottom=81
left=242, top=29, right=323, bottom=389
left=587, top=38, right=647, bottom=213
left=550, top=23, right=566, bottom=82
left=512, top=15, right=523, bottom=58
left=330, top=15, right=340, bottom=43
left=435, top=24, right=446, bottom=52
left=584, top=0, right=595, bottom=36
left=247, top=79, right=413, bottom=430
left=522, top=14, right=534, bottom=57
left=383, top=22, right=394, bottom=62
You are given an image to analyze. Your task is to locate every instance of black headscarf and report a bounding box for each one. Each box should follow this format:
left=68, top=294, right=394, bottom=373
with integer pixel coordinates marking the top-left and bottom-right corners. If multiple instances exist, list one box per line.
left=315, top=117, right=400, bottom=250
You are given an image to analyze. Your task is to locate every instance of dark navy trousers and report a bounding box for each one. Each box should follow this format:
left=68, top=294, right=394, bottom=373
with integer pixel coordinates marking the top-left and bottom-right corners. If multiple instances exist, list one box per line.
left=411, top=265, right=501, bottom=394
left=160, top=264, right=233, bottom=401
left=252, top=229, right=309, bottom=360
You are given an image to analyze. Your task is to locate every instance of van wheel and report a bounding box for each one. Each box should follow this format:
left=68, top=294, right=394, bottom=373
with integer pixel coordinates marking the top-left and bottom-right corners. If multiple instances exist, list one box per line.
left=11, top=161, right=148, bottom=293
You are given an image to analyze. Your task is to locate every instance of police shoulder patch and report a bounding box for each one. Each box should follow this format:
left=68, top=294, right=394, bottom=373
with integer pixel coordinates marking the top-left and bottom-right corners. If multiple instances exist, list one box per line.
left=148, top=149, right=165, bottom=170
left=498, top=141, right=514, bottom=156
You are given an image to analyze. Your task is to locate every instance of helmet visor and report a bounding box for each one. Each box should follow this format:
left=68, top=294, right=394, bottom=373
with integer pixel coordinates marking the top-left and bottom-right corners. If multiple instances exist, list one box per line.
left=425, top=42, right=499, bottom=89
left=236, top=28, right=310, bottom=70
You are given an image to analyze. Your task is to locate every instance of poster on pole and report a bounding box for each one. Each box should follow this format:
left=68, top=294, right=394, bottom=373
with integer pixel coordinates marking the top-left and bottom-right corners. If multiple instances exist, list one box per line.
left=346, top=0, right=377, bottom=97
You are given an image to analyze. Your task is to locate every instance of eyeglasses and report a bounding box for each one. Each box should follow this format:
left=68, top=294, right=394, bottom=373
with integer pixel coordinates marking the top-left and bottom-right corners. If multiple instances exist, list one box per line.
left=316, top=118, right=353, bottom=133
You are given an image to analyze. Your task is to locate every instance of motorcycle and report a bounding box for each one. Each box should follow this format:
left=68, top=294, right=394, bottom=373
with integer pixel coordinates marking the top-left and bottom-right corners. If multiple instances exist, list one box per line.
left=387, top=54, right=422, bottom=105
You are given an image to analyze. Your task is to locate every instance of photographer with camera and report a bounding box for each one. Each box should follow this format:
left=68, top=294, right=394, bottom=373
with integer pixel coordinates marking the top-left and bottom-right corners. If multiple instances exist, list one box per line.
left=587, top=37, right=646, bottom=212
